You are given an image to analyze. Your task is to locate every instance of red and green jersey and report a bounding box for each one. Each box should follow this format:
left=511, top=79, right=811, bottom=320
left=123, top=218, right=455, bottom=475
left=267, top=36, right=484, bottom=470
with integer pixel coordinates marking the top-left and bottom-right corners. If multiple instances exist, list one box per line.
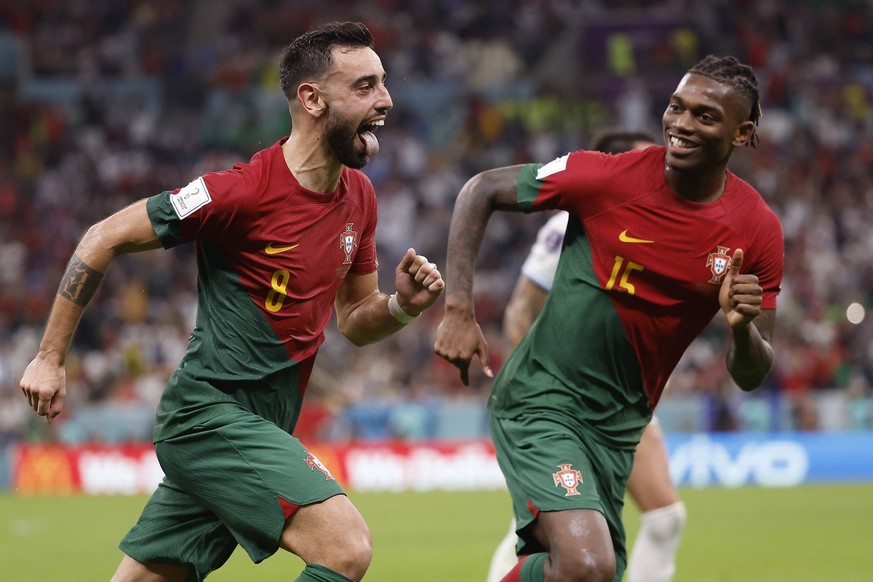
left=146, top=139, right=378, bottom=441
left=491, top=146, right=783, bottom=448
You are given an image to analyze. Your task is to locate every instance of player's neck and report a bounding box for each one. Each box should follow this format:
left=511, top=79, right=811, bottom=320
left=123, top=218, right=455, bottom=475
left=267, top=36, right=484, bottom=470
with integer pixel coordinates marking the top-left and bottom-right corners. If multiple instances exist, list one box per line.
left=282, top=133, right=343, bottom=194
left=664, top=164, right=727, bottom=203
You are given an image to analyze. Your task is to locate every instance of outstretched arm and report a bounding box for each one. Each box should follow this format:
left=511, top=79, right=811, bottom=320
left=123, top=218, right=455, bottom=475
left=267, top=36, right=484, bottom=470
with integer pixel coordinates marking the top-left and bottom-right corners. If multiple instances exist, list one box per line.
left=21, top=199, right=162, bottom=421
left=719, top=249, right=776, bottom=390
left=433, top=165, right=525, bottom=385
left=336, top=248, right=444, bottom=346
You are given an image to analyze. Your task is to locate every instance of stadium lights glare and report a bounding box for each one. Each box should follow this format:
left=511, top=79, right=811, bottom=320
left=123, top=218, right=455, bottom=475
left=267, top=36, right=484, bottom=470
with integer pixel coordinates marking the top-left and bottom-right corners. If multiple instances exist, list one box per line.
left=846, top=302, right=865, bottom=325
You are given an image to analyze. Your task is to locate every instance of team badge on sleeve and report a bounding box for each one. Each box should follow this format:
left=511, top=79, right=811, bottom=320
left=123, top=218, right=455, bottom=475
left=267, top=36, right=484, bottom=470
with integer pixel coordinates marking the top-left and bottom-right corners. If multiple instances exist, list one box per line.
left=171, top=176, right=212, bottom=219
left=305, top=452, right=335, bottom=481
left=553, top=463, right=583, bottom=496
left=706, top=245, right=732, bottom=284
left=535, top=154, right=569, bottom=180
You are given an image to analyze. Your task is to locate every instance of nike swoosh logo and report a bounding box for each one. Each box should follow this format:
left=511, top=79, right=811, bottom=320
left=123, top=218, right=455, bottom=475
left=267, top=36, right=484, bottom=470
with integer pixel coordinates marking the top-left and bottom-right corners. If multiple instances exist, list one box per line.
left=618, top=230, right=654, bottom=244
left=264, top=243, right=300, bottom=255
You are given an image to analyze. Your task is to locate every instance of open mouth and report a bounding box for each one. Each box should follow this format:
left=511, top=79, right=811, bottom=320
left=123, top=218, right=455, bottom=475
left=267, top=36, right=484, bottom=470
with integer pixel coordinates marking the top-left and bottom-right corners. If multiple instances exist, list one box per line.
left=669, top=135, right=698, bottom=149
left=357, top=119, right=384, bottom=156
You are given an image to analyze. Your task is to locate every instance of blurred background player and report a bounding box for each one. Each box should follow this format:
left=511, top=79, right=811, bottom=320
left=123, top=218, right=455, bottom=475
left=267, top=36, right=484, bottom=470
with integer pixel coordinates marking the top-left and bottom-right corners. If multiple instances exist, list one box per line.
left=487, top=131, right=687, bottom=582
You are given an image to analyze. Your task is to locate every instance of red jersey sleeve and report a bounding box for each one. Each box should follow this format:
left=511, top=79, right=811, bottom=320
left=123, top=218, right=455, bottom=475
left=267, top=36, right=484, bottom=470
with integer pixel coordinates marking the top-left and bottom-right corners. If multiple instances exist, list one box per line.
left=147, top=157, right=267, bottom=249
left=517, top=147, right=663, bottom=218
left=743, top=194, right=784, bottom=309
left=345, top=170, right=379, bottom=275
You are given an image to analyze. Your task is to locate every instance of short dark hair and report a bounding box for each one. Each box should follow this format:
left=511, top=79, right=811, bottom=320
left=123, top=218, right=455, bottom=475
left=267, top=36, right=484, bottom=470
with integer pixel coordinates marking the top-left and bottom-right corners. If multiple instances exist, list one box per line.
left=279, top=21, right=374, bottom=101
left=688, top=55, right=762, bottom=147
left=590, top=130, right=655, bottom=154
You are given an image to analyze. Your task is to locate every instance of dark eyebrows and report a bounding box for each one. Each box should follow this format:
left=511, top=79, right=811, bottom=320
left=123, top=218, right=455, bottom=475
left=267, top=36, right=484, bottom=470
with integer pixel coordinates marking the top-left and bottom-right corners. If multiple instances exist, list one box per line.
left=670, top=94, right=723, bottom=117
left=353, top=72, right=385, bottom=87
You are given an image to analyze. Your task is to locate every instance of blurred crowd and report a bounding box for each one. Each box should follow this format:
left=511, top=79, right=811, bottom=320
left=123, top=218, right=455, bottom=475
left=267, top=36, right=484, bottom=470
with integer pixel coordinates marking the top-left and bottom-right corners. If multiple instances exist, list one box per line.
left=1, top=0, right=873, bottom=444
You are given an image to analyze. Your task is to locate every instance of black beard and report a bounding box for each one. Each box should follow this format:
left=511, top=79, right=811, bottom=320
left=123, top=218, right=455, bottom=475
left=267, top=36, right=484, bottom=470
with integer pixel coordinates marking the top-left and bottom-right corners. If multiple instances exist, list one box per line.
left=325, top=117, right=368, bottom=169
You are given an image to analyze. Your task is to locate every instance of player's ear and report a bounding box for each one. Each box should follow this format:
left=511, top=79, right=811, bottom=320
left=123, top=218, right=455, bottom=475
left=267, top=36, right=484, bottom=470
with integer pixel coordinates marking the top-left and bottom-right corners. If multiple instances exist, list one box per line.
left=297, top=82, right=326, bottom=118
left=732, top=120, right=755, bottom=147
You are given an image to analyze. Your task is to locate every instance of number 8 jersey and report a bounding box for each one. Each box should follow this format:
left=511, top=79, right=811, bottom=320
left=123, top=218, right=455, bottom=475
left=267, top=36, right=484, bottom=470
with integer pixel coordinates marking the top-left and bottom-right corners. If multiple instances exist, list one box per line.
left=145, top=139, right=378, bottom=441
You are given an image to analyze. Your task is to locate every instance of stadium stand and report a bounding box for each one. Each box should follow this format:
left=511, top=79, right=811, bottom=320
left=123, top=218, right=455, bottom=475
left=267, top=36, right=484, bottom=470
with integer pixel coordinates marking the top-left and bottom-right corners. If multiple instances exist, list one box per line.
left=1, top=0, right=872, bottom=445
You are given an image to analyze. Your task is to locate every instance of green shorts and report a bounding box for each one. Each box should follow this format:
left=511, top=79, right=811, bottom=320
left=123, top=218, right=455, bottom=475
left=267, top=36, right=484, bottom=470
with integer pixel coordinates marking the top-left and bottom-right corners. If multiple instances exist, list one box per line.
left=119, top=407, right=345, bottom=582
left=490, top=413, right=634, bottom=578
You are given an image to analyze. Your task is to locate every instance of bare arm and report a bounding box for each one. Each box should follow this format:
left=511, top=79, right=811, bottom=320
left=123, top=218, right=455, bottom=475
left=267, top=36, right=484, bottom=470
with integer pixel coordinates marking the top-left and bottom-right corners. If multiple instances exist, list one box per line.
left=21, top=198, right=162, bottom=420
left=719, top=249, right=776, bottom=391
left=433, top=165, right=525, bottom=385
left=502, top=275, right=548, bottom=352
left=727, top=308, right=775, bottom=391
left=336, top=248, right=444, bottom=346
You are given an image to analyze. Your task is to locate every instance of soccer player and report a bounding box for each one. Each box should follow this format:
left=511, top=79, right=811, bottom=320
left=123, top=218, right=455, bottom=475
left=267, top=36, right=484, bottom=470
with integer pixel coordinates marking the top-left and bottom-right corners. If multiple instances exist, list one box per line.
left=435, top=55, right=783, bottom=582
left=487, top=131, right=687, bottom=582
left=20, top=22, right=444, bottom=582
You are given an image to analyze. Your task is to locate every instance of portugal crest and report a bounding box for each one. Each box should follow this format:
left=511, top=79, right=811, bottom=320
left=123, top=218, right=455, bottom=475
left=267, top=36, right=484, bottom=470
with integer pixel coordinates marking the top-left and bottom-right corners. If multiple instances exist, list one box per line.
left=305, top=452, right=335, bottom=481
left=706, top=245, right=731, bottom=284
left=553, top=463, right=583, bottom=496
left=340, top=223, right=358, bottom=264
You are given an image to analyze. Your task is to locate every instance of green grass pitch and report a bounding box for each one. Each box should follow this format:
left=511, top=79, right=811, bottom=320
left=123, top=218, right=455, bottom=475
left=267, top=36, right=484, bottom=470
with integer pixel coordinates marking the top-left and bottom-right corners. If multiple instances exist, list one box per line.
left=2, top=484, right=872, bottom=581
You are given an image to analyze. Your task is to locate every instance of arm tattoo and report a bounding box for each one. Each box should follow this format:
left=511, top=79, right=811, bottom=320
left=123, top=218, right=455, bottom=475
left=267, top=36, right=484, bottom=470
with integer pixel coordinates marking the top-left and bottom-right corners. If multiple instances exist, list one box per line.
left=58, top=255, right=104, bottom=307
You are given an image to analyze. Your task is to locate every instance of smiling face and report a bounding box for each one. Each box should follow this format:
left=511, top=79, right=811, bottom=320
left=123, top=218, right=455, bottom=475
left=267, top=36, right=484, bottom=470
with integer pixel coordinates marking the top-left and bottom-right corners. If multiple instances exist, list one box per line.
left=320, top=45, right=393, bottom=169
left=662, top=73, right=755, bottom=177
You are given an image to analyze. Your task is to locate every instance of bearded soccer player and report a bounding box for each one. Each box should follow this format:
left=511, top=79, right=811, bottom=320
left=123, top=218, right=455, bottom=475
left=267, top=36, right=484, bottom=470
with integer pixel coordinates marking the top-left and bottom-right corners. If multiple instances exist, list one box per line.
left=435, top=55, right=783, bottom=582
left=488, top=131, right=686, bottom=582
left=21, top=22, right=444, bottom=582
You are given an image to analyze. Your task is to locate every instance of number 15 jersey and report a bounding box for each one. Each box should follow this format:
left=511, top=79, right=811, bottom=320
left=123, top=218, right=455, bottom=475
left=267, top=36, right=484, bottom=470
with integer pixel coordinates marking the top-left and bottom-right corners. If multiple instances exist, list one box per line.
left=491, top=146, right=783, bottom=448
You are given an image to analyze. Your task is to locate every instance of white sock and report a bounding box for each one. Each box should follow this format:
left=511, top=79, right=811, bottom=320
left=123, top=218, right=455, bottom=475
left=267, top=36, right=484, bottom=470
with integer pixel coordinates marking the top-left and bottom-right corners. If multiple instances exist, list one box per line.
left=486, top=519, right=518, bottom=582
left=626, top=501, right=687, bottom=582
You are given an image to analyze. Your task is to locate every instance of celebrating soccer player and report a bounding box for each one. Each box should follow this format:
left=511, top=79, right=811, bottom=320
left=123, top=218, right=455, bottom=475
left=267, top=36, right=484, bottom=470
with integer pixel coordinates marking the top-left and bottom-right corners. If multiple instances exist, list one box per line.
left=21, top=22, right=444, bottom=582
left=435, top=55, right=783, bottom=582
left=487, top=131, right=686, bottom=582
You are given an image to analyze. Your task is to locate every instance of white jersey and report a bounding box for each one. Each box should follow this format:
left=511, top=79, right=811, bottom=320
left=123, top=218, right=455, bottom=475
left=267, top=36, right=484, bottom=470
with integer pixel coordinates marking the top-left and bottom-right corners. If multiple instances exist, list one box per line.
left=520, top=212, right=569, bottom=291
